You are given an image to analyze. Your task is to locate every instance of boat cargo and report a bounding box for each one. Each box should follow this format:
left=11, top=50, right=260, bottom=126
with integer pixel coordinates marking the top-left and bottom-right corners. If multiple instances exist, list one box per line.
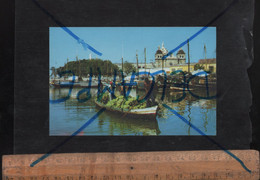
left=95, top=100, right=158, bottom=119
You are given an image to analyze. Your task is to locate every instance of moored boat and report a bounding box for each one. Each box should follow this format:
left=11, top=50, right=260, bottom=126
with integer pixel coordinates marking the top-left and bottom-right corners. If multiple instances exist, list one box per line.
left=50, top=81, right=81, bottom=88
left=95, top=100, right=158, bottom=119
left=50, top=81, right=100, bottom=88
left=170, top=86, right=193, bottom=91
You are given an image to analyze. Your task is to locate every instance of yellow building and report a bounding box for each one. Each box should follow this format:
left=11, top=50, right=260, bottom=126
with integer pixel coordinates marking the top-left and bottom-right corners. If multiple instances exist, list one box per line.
left=171, top=63, right=196, bottom=73
left=197, top=58, right=216, bottom=73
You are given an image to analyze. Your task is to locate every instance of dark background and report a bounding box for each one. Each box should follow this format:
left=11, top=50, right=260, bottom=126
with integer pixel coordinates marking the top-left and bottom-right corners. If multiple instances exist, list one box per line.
left=0, top=0, right=259, bottom=170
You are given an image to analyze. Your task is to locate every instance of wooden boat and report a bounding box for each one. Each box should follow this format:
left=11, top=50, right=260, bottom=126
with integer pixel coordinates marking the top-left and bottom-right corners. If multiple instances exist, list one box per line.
left=50, top=82, right=81, bottom=88
left=95, top=100, right=158, bottom=119
left=170, top=86, right=193, bottom=91
left=50, top=81, right=99, bottom=88
left=188, top=83, right=216, bottom=89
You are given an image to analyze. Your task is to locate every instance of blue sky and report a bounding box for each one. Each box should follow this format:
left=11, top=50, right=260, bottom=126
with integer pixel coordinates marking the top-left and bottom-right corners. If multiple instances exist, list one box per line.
left=50, top=27, right=216, bottom=68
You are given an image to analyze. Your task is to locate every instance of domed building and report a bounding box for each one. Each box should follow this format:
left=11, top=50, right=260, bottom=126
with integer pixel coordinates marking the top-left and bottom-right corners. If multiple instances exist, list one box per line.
left=155, top=42, right=186, bottom=68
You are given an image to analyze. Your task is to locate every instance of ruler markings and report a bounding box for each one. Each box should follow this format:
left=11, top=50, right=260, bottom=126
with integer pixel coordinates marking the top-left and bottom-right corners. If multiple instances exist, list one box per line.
left=5, top=150, right=257, bottom=167
left=2, top=150, right=259, bottom=180
left=2, top=174, right=258, bottom=180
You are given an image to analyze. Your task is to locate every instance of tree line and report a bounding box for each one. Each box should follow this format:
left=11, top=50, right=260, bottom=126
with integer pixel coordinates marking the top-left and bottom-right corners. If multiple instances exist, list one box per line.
left=55, top=59, right=120, bottom=76
left=51, top=59, right=137, bottom=77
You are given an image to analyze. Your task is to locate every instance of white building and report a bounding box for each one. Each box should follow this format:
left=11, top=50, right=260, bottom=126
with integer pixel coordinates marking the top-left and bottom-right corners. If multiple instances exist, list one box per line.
left=155, top=42, right=186, bottom=68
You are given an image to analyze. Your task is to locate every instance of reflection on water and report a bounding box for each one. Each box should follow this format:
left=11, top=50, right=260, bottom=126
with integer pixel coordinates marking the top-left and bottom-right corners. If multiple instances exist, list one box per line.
left=50, top=87, right=216, bottom=136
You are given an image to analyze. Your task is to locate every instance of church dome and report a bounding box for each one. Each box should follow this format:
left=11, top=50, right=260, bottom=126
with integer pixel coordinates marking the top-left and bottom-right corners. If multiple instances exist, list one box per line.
left=156, top=49, right=163, bottom=54
left=177, top=49, right=185, bottom=55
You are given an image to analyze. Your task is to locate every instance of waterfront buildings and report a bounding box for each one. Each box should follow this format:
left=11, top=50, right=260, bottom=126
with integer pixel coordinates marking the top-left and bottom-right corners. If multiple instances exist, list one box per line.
left=171, top=63, right=196, bottom=72
left=155, top=42, right=186, bottom=68
left=197, top=58, right=216, bottom=73
left=115, top=43, right=216, bottom=75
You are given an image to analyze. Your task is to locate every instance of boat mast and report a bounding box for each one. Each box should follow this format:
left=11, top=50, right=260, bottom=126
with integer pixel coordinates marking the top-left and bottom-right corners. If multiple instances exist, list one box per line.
left=76, top=43, right=80, bottom=78
left=144, top=48, right=146, bottom=72
left=121, top=56, right=124, bottom=73
left=204, top=44, right=207, bottom=70
left=136, top=50, right=139, bottom=78
left=78, top=56, right=81, bottom=79
left=66, top=58, right=69, bottom=71
left=188, top=39, right=190, bottom=74
left=76, top=55, right=79, bottom=77
left=54, top=67, right=56, bottom=81
left=106, top=60, right=109, bottom=81
left=121, top=43, right=124, bottom=73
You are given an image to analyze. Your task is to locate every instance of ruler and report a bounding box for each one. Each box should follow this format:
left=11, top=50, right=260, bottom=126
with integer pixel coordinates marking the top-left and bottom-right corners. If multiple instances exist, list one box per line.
left=2, top=150, right=259, bottom=180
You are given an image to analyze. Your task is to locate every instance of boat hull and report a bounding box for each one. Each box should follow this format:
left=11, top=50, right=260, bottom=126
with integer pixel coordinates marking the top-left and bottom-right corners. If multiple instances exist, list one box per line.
left=169, top=86, right=193, bottom=91
left=50, top=82, right=99, bottom=88
left=95, top=100, right=158, bottom=119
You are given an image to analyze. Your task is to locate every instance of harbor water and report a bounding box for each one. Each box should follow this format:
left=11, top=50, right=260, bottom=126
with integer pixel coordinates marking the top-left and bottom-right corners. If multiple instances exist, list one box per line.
left=50, top=86, right=216, bottom=136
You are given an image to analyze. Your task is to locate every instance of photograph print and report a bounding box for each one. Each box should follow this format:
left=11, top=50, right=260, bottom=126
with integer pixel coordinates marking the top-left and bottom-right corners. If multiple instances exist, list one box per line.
left=49, top=27, right=217, bottom=136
